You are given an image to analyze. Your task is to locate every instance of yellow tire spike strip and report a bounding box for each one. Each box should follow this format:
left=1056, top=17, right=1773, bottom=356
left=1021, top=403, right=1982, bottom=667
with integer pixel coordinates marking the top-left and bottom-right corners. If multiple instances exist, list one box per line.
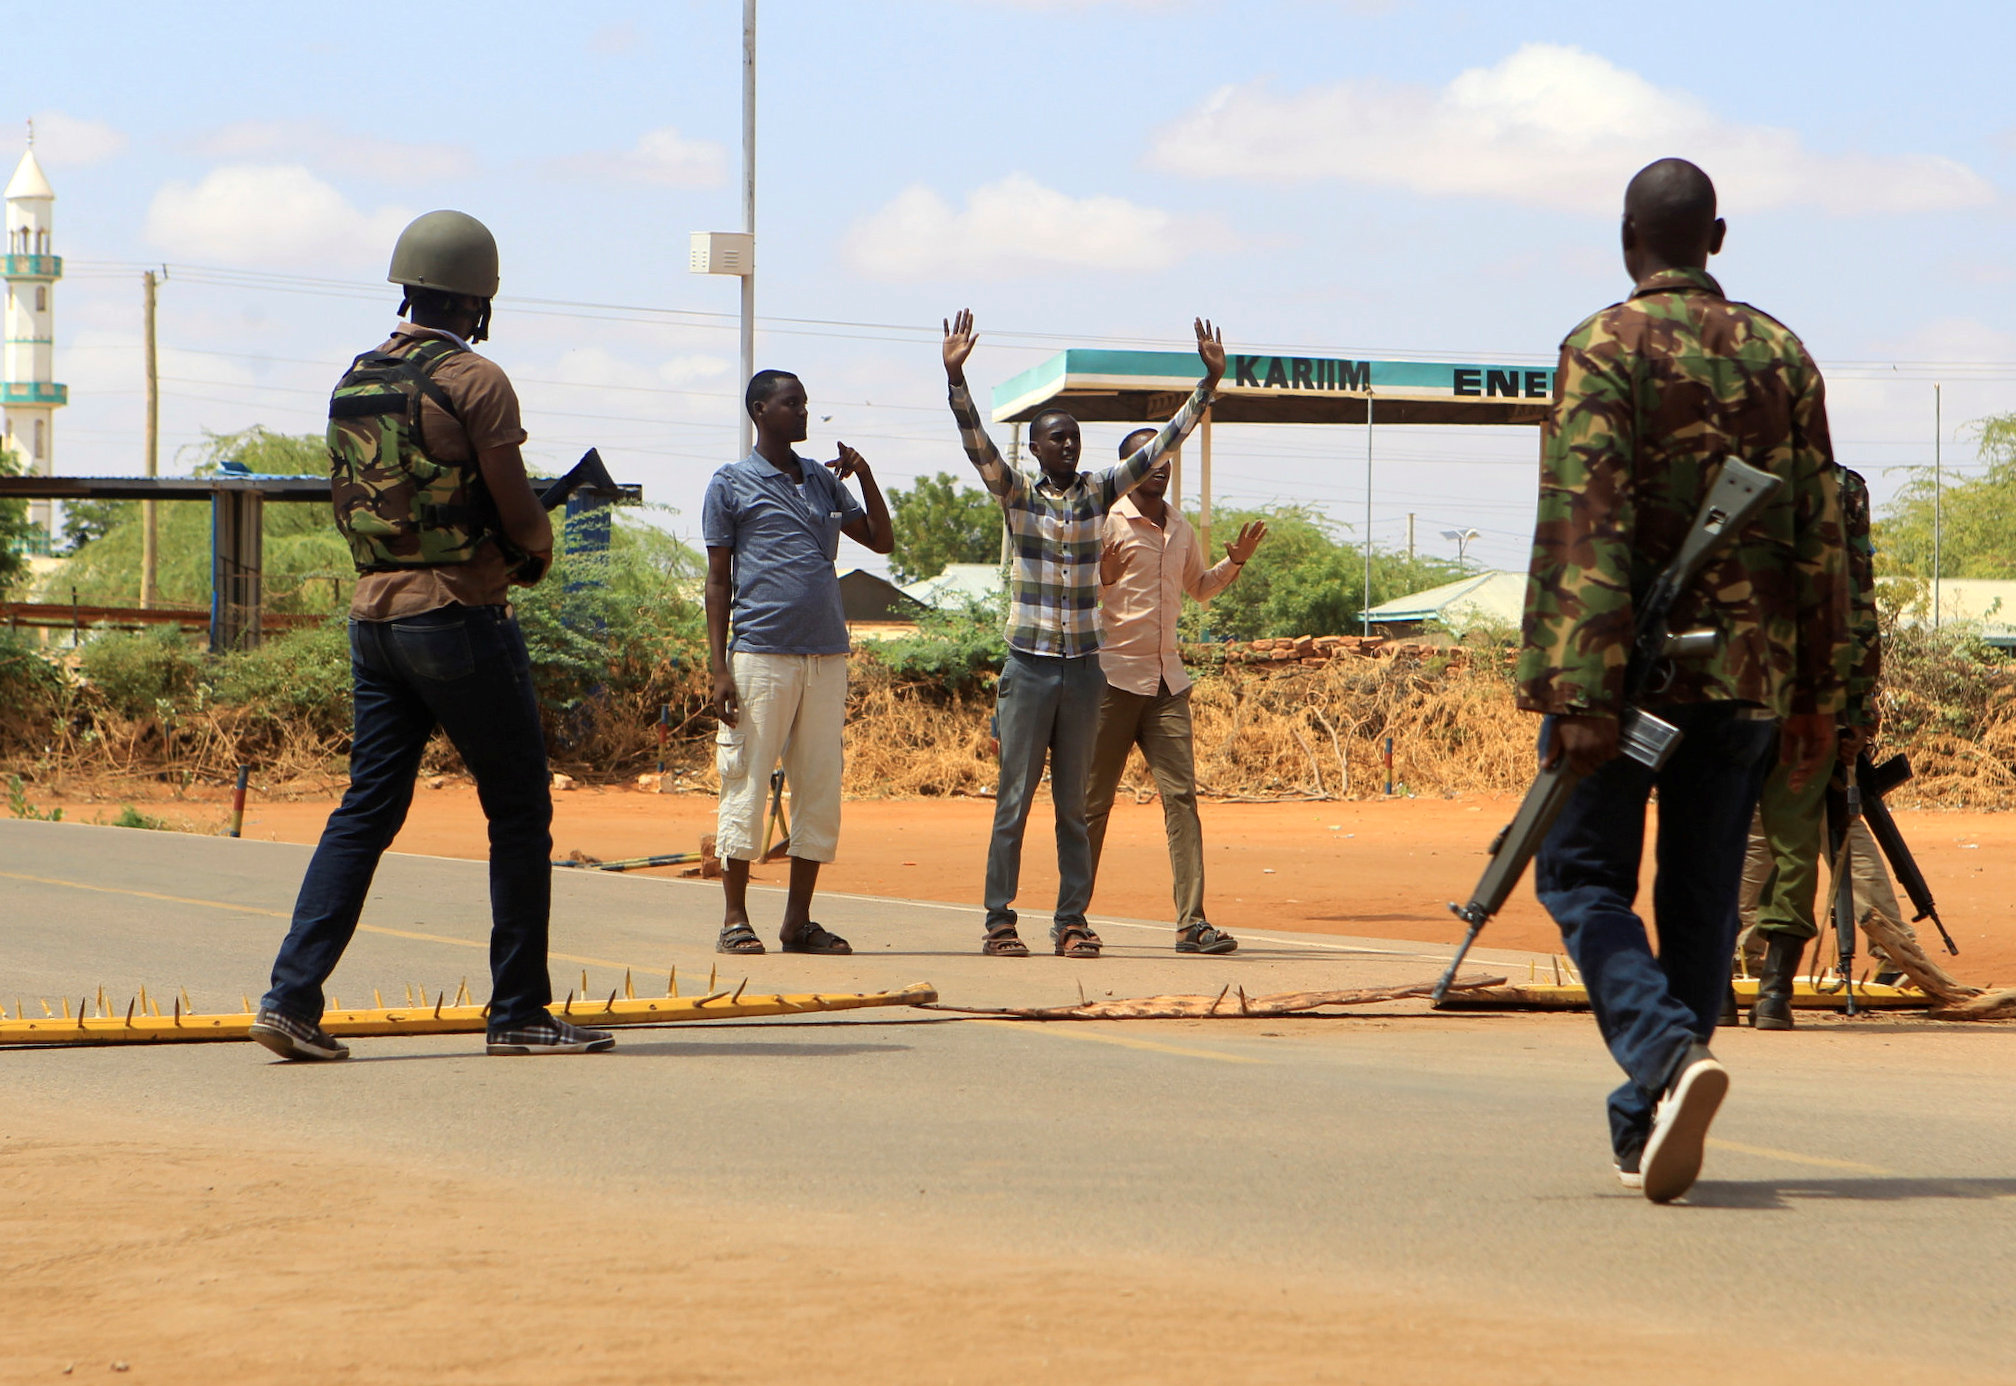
left=1444, top=977, right=1929, bottom=1012
left=0, top=982, right=939, bottom=1047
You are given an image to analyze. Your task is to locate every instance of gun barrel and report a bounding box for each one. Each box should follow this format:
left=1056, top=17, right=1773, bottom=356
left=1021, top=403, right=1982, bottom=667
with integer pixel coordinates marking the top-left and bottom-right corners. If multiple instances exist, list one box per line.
left=1859, top=783, right=1960, bottom=955
left=1431, top=761, right=1581, bottom=1004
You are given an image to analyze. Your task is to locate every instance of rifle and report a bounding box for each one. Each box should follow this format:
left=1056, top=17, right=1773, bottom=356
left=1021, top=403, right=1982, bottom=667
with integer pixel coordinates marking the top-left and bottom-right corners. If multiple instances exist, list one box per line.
left=1856, top=751, right=1960, bottom=955
left=1430, top=457, right=1784, bottom=1005
left=501, top=448, right=637, bottom=580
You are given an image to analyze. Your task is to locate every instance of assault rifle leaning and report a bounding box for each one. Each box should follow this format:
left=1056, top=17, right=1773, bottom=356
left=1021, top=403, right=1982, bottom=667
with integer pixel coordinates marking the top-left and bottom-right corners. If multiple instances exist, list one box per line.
left=1429, top=457, right=1783, bottom=1005
left=1855, top=751, right=1960, bottom=955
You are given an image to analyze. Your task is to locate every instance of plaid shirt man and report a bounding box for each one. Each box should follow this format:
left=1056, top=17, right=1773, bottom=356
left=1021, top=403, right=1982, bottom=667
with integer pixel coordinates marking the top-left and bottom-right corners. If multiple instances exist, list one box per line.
left=947, top=382, right=1215, bottom=657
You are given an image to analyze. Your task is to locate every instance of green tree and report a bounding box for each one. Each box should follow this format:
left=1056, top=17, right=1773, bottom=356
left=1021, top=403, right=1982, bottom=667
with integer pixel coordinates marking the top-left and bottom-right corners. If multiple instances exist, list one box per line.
left=60, top=497, right=128, bottom=554
left=0, top=444, right=33, bottom=597
left=1876, top=412, right=2016, bottom=580
left=1180, top=504, right=1468, bottom=642
left=887, top=471, right=1000, bottom=584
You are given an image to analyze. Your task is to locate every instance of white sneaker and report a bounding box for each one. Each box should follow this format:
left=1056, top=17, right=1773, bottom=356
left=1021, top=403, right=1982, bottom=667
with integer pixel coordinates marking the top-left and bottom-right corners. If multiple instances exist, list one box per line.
left=1640, top=1042, right=1728, bottom=1204
left=1613, top=1157, right=1644, bottom=1191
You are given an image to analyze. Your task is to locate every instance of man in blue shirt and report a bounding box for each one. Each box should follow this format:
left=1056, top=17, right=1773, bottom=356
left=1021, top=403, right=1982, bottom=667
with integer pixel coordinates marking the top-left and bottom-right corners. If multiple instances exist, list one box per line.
left=701, top=369, right=893, bottom=954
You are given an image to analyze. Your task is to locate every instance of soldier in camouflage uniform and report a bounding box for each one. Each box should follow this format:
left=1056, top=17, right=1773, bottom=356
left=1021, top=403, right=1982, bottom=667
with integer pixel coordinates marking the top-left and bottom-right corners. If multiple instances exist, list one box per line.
left=1736, top=464, right=1917, bottom=1027
left=250, top=211, right=613, bottom=1063
left=1516, top=159, right=1851, bottom=1202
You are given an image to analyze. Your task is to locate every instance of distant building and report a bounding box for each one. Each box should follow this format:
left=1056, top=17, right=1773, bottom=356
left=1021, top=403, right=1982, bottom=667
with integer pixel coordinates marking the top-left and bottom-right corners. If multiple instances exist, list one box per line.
left=839, top=568, right=929, bottom=640
left=900, top=562, right=1004, bottom=611
left=3, top=135, right=65, bottom=547
left=1359, top=570, right=1526, bottom=638
left=1893, top=578, right=2016, bottom=648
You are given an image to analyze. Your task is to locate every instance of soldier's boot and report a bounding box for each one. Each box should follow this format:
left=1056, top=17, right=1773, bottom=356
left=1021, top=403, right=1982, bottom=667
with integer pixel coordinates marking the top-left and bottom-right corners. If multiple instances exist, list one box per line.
left=1717, top=984, right=1739, bottom=1027
left=1749, top=934, right=1804, bottom=1031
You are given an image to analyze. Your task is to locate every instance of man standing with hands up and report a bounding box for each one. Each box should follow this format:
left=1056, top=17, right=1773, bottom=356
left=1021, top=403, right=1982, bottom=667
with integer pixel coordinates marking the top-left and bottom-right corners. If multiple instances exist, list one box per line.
left=1086, top=438, right=1265, bottom=954
left=942, top=310, right=1223, bottom=958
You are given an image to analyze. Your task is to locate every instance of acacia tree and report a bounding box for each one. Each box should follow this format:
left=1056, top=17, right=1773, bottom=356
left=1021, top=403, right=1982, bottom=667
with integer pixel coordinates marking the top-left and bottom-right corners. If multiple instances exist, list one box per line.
left=887, top=471, right=1001, bottom=584
left=1876, top=412, right=2016, bottom=580
left=0, top=445, right=33, bottom=596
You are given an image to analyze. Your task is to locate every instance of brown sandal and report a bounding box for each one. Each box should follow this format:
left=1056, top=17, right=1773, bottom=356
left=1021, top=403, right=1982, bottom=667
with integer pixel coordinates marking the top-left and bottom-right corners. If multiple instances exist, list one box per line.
left=1053, top=924, right=1102, bottom=959
left=982, top=927, right=1029, bottom=957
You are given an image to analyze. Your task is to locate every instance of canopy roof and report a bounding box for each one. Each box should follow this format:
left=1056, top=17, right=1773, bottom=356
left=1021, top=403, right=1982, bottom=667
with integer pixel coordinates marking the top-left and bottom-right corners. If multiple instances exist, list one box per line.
left=990, top=349, right=1553, bottom=427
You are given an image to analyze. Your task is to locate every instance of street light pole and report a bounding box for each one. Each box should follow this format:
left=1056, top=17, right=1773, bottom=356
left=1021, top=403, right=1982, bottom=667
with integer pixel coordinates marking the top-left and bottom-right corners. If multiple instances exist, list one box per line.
left=738, top=0, right=756, bottom=459
left=1933, top=382, right=1943, bottom=631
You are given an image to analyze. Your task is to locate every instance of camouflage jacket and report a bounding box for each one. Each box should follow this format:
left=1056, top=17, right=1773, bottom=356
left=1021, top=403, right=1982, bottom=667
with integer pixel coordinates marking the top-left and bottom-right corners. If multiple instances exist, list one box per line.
left=1516, top=268, right=1851, bottom=719
left=1839, top=466, right=1881, bottom=727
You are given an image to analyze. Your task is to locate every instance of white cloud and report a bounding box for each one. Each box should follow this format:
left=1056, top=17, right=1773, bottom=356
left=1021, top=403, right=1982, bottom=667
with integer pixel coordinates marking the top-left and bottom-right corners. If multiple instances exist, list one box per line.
left=144, top=165, right=411, bottom=268
left=28, top=111, right=128, bottom=167
left=566, top=128, right=728, bottom=189
left=189, top=122, right=477, bottom=184
left=844, top=174, right=1191, bottom=280
left=1149, top=43, right=1994, bottom=216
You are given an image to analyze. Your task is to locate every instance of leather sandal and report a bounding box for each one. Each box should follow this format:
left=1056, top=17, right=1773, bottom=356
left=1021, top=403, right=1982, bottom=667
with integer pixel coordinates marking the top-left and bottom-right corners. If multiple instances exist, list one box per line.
left=1052, top=924, right=1102, bottom=959
left=716, top=921, right=765, bottom=954
left=780, top=922, right=852, bottom=955
left=982, top=926, right=1029, bottom=957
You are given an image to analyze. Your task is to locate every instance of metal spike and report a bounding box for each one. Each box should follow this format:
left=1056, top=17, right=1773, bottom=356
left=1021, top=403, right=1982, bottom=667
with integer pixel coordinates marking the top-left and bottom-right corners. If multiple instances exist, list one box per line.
left=731, top=978, right=748, bottom=1003
left=138, top=984, right=150, bottom=1013
left=624, top=969, right=634, bottom=1000
left=1550, top=954, right=1563, bottom=986
left=329, top=996, right=339, bottom=1011
left=40, top=997, right=51, bottom=1017
left=1239, top=986, right=1250, bottom=1016
left=708, top=964, right=718, bottom=992
left=404, top=983, right=415, bottom=1006
left=605, top=988, right=618, bottom=1012
left=77, top=999, right=88, bottom=1029
left=1208, top=984, right=1230, bottom=1016
left=433, top=991, right=444, bottom=1019
left=455, top=978, right=470, bottom=1007
left=373, top=989, right=384, bottom=1008
left=667, top=966, right=677, bottom=998
left=173, top=996, right=182, bottom=1027
left=180, top=987, right=193, bottom=1013
left=124, top=998, right=136, bottom=1027
left=1077, top=980, right=1087, bottom=1005
left=241, top=994, right=252, bottom=1014
left=60, top=996, right=71, bottom=1019
left=580, top=969, right=590, bottom=998
left=97, top=985, right=107, bottom=1016
left=563, top=989, right=574, bottom=1016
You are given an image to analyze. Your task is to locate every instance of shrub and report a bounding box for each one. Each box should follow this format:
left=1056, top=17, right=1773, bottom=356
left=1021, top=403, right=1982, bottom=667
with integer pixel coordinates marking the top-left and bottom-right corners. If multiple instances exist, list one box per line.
left=78, top=627, right=206, bottom=719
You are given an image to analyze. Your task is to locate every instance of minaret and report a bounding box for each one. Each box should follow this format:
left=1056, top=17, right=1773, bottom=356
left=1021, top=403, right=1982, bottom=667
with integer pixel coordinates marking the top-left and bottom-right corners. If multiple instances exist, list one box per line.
left=4, top=125, right=66, bottom=543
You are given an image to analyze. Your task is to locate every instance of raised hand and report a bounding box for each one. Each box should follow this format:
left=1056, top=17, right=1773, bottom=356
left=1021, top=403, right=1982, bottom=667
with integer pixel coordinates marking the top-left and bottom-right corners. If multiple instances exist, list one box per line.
left=1226, top=520, right=1267, bottom=565
left=943, top=309, right=979, bottom=383
left=1194, top=317, right=1225, bottom=389
left=826, top=442, right=870, bottom=481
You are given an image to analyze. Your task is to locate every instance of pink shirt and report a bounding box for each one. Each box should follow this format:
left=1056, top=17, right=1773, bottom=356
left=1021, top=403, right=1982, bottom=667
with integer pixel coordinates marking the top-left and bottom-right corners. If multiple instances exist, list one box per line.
left=1097, top=494, right=1241, bottom=696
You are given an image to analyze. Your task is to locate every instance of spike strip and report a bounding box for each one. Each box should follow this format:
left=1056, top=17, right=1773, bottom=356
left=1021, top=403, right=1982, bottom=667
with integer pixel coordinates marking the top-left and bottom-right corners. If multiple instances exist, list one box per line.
left=1437, top=977, right=1931, bottom=1013
left=0, top=983, right=940, bottom=1046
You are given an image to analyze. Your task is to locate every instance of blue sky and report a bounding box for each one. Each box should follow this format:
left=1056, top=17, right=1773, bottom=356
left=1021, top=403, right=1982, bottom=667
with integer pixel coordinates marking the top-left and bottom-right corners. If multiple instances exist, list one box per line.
left=18, top=0, right=2016, bottom=572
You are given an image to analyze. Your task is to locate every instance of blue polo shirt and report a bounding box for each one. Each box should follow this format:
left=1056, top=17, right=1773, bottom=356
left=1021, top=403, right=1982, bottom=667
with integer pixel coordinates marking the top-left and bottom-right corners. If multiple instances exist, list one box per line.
left=701, top=450, right=866, bottom=654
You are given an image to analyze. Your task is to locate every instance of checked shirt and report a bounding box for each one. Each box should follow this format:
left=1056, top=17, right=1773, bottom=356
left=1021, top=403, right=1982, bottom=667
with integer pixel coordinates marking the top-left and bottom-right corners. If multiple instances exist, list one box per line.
left=948, top=380, right=1213, bottom=658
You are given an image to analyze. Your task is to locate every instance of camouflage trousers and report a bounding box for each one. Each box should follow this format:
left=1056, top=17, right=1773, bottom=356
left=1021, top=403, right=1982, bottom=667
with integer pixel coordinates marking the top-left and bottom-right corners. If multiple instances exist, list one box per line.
left=1735, top=750, right=1917, bottom=966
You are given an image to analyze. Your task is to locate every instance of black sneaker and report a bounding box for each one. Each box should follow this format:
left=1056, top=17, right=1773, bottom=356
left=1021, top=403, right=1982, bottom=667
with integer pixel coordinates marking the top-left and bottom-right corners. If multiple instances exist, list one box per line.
left=1613, top=1147, right=1644, bottom=1190
left=247, top=1007, right=350, bottom=1062
left=1640, top=1041, right=1728, bottom=1204
left=486, top=1016, right=616, bottom=1056
left=1176, top=923, right=1239, bottom=955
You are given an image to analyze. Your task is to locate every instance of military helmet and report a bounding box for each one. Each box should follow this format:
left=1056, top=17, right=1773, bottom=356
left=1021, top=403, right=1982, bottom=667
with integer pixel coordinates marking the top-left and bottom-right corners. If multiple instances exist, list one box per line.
left=387, top=210, right=499, bottom=299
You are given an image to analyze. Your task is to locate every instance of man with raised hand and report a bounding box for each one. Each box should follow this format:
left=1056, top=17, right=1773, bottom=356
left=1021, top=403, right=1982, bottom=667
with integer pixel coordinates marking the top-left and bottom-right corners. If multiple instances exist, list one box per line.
left=1086, top=435, right=1265, bottom=955
left=941, top=310, right=1223, bottom=958
left=1517, top=159, right=1850, bottom=1203
left=703, top=369, right=893, bottom=956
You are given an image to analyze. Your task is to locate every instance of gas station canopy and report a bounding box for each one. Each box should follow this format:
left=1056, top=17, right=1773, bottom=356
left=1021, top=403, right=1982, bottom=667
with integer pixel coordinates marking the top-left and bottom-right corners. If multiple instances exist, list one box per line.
left=990, top=349, right=1555, bottom=427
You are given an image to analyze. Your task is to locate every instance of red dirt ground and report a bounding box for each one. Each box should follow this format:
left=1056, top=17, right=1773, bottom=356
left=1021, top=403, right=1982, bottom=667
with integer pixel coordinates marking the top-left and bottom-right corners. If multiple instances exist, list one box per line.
left=49, top=779, right=2016, bottom=985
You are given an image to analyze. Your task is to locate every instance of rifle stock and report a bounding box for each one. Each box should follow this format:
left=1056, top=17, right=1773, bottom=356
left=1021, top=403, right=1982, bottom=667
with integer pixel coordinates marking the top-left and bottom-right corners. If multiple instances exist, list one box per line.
left=1429, top=457, right=1782, bottom=1006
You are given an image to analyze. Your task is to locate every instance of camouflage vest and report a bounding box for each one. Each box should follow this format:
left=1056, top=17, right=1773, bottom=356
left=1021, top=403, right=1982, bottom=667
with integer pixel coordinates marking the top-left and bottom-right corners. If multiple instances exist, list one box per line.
left=326, top=337, right=495, bottom=572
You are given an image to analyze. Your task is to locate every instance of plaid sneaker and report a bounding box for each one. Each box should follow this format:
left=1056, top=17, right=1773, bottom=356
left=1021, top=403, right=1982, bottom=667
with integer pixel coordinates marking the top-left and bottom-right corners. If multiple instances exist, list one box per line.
left=486, top=1016, right=616, bottom=1056
left=247, top=1007, right=350, bottom=1062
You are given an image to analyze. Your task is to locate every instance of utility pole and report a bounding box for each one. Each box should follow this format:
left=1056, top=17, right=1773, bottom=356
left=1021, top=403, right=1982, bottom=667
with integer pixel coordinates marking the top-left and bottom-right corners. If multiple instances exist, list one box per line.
left=1933, top=382, right=1943, bottom=631
left=1361, top=397, right=1374, bottom=637
left=141, top=269, right=159, bottom=608
left=1406, top=511, right=1415, bottom=563
left=739, top=0, right=756, bottom=458
left=1198, top=409, right=1213, bottom=558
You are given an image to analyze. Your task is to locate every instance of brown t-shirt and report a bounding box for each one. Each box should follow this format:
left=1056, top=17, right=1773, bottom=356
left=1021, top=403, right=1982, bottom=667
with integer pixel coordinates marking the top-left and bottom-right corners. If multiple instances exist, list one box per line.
left=348, top=325, right=531, bottom=621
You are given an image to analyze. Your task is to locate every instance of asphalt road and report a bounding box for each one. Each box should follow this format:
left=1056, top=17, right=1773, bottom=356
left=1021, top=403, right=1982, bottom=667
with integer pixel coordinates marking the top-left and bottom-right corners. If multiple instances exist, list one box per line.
left=5, top=817, right=2014, bottom=1378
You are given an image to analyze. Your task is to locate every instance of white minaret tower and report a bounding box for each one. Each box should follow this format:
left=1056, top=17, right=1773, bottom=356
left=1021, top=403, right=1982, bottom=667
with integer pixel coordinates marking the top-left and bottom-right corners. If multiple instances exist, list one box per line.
left=4, top=125, right=66, bottom=544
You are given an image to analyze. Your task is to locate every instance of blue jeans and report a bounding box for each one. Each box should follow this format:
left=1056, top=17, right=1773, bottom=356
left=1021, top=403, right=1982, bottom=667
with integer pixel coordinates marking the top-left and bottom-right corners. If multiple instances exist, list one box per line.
left=984, top=649, right=1106, bottom=936
left=262, top=605, right=554, bottom=1031
left=1533, top=703, right=1776, bottom=1161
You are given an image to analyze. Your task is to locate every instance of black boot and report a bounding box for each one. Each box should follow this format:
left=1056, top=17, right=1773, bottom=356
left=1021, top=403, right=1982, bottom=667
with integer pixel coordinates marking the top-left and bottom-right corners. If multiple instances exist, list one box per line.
left=1717, top=984, right=1739, bottom=1027
left=1750, top=933, right=1804, bottom=1031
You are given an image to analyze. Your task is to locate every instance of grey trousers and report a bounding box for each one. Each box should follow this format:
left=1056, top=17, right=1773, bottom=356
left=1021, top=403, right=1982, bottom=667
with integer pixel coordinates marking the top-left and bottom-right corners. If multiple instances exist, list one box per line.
left=984, top=649, right=1106, bottom=936
left=1085, top=681, right=1207, bottom=930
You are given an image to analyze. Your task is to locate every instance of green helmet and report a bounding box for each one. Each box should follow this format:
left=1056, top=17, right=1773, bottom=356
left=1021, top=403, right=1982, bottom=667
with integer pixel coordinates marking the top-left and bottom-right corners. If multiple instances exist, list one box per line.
left=387, top=210, right=499, bottom=298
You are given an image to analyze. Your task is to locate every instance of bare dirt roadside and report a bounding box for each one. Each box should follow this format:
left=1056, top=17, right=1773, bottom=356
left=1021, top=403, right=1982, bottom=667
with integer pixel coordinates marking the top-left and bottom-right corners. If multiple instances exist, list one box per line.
left=32, top=779, right=2016, bottom=984
left=0, top=1105, right=1992, bottom=1386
